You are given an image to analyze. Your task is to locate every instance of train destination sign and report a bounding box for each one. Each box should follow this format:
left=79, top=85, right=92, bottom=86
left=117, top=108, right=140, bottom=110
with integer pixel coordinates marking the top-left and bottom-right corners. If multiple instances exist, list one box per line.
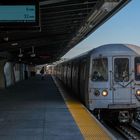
left=0, top=0, right=39, bottom=30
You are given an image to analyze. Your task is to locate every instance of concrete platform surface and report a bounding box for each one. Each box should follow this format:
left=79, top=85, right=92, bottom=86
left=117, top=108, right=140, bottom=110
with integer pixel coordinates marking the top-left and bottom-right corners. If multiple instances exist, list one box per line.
left=0, top=75, right=83, bottom=140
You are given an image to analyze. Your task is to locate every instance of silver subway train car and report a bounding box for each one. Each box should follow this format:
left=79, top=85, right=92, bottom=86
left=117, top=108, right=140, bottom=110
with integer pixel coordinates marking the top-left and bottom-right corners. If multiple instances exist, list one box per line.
left=54, top=44, right=140, bottom=123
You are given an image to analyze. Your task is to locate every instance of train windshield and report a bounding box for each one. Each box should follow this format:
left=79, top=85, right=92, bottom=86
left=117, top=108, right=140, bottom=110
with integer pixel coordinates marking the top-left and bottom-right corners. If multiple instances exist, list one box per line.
left=135, top=57, right=140, bottom=81
left=92, top=58, right=108, bottom=81
left=114, top=58, right=129, bottom=82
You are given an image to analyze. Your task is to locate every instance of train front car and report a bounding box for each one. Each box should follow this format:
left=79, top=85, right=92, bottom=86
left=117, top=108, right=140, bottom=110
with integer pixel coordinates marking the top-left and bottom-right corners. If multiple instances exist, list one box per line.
left=88, top=44, right=140, bottom=123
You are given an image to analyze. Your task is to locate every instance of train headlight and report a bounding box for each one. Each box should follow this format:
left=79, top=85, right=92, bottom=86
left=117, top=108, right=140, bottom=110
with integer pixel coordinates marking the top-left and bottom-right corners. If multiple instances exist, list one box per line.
left=94, top=90, right=100, bottom=96
left=102, top=90, right=108, bottom=96
left=136, top=89, right=140, bottom=96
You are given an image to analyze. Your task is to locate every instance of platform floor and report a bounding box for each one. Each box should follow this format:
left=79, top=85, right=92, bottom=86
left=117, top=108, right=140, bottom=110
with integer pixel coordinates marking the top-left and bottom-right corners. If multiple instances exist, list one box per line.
left=0, top=75, right=83, bottom=140
left=54, top=77, right=112, bottom=140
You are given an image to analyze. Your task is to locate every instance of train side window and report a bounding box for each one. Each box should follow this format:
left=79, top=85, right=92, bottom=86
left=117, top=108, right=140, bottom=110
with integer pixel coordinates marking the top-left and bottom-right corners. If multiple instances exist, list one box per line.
left=135, top=57, right=140, bottom=81
left=92, top=58, right=108, bottom=81
left=114, top=58, right=129, bottom=82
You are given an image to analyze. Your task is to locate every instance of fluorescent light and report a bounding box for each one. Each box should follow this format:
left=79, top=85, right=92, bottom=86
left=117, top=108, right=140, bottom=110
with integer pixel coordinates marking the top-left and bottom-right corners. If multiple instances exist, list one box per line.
left=30, top=53, right=36, bottom=58
left=11, top=42, right=18, bottom=46
left=18, top=48, right=23, bottom=58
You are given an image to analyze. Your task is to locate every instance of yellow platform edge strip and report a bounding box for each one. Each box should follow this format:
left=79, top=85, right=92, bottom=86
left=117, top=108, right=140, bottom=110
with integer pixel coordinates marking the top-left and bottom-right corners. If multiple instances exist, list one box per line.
left=53, top=76, right=115, bottom=140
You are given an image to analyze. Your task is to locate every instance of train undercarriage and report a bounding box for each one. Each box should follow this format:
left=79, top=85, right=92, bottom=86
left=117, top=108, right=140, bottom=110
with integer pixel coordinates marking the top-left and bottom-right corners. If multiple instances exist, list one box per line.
left=93, top=109, right=137, bottom=123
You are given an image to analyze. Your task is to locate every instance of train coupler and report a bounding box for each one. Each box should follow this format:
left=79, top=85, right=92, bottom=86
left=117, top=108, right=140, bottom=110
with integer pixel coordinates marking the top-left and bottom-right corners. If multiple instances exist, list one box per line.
left=118, top=111, right=131, bottom=123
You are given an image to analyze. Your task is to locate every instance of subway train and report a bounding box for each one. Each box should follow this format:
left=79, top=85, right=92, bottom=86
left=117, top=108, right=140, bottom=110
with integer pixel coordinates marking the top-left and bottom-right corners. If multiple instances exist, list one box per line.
left=54, top=44, right=140, bottom=123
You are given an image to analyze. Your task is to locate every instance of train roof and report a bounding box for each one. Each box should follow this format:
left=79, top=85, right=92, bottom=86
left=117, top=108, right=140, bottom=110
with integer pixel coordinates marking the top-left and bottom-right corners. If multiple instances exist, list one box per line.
left=60, top=44, right=140, bottom=64
left=89, top=44, right=140, bottom=56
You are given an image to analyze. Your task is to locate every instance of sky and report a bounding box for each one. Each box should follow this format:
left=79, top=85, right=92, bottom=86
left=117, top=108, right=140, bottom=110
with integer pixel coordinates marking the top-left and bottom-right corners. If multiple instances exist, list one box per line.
left=63, top=0, right=140, bottom=58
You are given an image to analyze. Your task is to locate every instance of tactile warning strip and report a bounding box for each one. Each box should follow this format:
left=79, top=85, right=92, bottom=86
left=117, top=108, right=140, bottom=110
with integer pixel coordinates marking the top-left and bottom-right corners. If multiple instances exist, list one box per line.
left=53, top=76, right=114, bottom=140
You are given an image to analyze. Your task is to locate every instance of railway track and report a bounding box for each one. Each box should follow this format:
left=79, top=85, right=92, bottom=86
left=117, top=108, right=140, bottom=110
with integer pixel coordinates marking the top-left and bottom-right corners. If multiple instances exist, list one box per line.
left=103, top=119, right=140, bottom=140
left=115, top=124, right=140, bottom=140
left=131, top=121, right=140, bottom=131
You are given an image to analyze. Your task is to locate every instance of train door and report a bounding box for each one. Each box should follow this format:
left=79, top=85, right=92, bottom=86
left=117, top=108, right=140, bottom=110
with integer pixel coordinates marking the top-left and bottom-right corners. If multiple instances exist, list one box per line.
left=112, top=57, right=132, bottom=103
left=79, top=57, right=89, bottom=105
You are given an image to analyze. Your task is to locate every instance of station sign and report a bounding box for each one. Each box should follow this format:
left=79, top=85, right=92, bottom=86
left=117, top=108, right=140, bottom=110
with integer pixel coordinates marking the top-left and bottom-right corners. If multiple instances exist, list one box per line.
left=0, top=0, right=39, bottom=30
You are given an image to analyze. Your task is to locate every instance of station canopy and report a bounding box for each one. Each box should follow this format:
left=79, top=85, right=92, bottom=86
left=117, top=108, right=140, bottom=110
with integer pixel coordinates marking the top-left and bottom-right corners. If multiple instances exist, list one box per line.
left=0, top=0, right=130, bottom=65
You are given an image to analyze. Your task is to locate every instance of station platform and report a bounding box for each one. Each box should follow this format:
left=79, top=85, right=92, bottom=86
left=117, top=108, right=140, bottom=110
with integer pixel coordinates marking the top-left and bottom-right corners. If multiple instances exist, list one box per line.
left=0, top=75, right=113, bottom=140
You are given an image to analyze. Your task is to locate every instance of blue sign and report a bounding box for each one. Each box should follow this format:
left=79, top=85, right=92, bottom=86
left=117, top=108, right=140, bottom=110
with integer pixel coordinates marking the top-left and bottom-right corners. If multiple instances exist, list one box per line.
left=0, top=0, right=39, bottom=30
left=0, top=6, right=36, bottom=22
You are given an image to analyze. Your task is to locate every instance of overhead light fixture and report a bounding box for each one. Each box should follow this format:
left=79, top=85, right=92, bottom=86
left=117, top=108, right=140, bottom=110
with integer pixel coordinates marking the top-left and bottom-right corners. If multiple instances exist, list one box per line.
left=11, top=42, right=18, bottom=46
left=18, top=48, right=23, bottom=58
left=3, top=37, right=9, bottom=42
left=30, top=53, right=36, bottom=58
left=30, top=46, right=36, bottom=58
left=89, top=24, right=93, bottom=28
left=78, top=13, right=82, bottom=15
left=101, top=2, right=118, bottom=12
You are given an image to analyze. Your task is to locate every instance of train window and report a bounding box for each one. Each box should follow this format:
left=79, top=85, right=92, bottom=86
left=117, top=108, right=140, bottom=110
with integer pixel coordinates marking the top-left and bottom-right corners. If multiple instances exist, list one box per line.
left=135, top=57, right=140, bottom=81
left=114, top=58, right=129, bottom=82
left=92, top=58, right=108, bottom=81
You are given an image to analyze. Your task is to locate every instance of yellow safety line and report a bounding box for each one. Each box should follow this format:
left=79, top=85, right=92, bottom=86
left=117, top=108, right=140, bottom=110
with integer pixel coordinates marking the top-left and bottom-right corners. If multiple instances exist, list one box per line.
left=53, top=77, right=113, bottom=140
